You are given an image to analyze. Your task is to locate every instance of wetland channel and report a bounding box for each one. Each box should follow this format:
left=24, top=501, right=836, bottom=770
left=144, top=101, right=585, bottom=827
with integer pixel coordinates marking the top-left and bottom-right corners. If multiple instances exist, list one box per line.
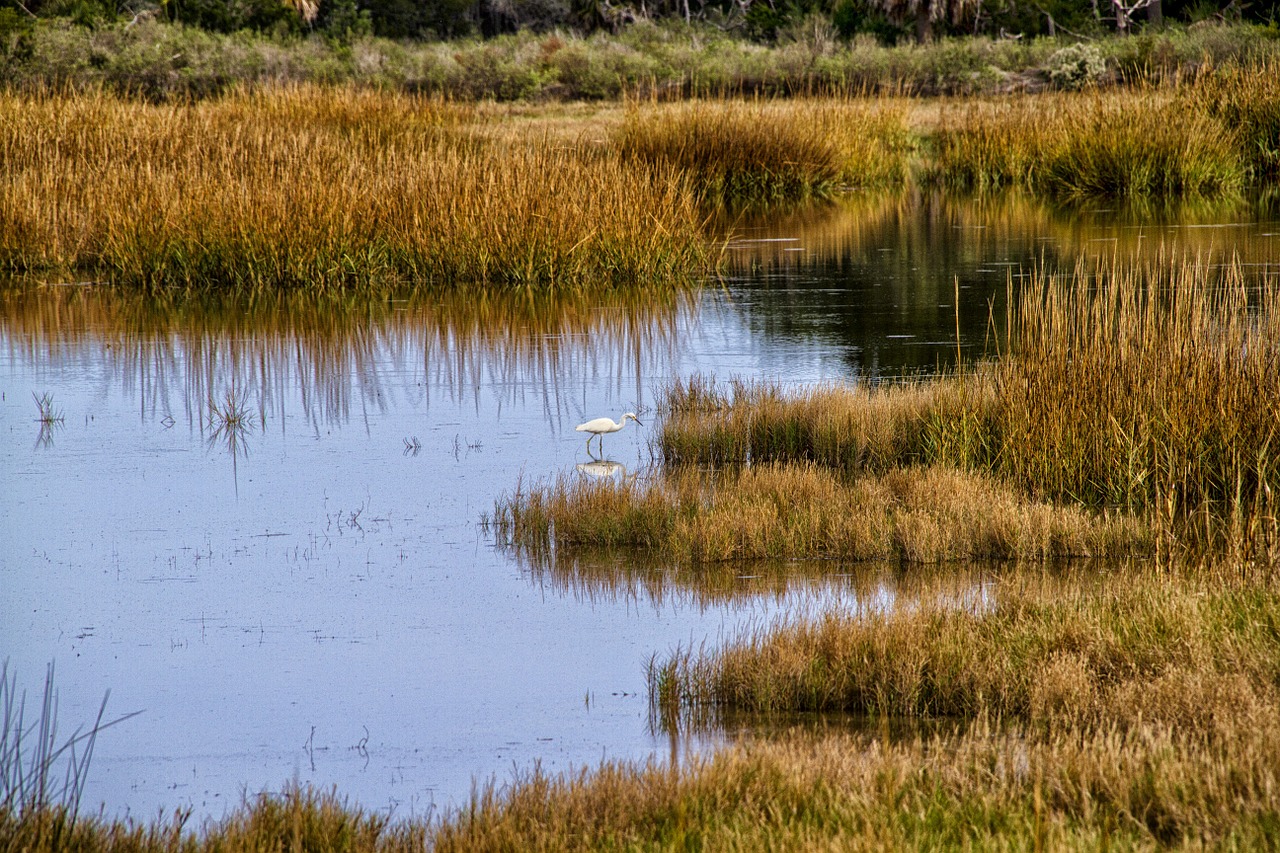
left=2, top=191, right=1277, bottom=821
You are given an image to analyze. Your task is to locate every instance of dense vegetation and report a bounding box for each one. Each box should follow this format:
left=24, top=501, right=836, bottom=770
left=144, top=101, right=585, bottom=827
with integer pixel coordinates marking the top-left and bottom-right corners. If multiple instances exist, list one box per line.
left=5, top=68, right=1278, bottom=291
left=3, top=0, right=1278, bottom=845
left=4, top=0, right=1278, bottom=45
left=0, top=7, right=1277, bottom=100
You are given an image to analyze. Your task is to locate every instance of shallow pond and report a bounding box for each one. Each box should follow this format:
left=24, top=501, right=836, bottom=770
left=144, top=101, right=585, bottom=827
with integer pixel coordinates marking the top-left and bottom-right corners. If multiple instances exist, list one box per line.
left=2, top=191, right=1276, bottom=822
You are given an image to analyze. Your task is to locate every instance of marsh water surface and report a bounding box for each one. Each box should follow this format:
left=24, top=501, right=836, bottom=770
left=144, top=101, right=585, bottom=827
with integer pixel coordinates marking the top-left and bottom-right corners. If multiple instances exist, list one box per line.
left=2, top=192, right=1276, bottom=821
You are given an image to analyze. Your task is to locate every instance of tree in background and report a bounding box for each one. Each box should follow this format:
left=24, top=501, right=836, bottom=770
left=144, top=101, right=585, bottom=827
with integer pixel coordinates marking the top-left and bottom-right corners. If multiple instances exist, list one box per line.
left=868, top=0, right=981, bottom=41
left=1, top=0, right=1276, bottom=42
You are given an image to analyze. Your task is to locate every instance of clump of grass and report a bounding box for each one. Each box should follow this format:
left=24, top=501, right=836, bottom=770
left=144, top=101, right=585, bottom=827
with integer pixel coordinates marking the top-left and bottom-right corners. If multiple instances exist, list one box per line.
left=495, top=463, right=1149, bottom=563
left=660, top=374, right=998, bottom=473
left=616, top=98, right=909, bottom=205
left=30, top=392, right=63, bottom=426
left=1190, top=60, right=1280, bottom=182
left=1, top=783, right=409, bottom=853
left=1036, top=94, right=1245, bottom=199
left=1000, top=258, right=1279, bottom=517
left=0, top=87, right=713, bottom=291
left=1, top=662, right=140, bottom=827
left=649, top=571, right=1280, bottom=729
left=927, top=78, right=1256, bottom=198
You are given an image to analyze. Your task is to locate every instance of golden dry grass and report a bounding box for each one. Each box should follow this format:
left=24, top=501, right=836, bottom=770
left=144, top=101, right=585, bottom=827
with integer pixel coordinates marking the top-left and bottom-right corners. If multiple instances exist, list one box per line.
left=3, top=78, right=1274, bottom=293
left=0, top=86, right=712, bottom=291
left=616, top=97, right=911, bottom=203
left=432, top=719, right=1280, bottom=850
left=650, top=570, right=1280, bottom=729
left=496, top=462, right=1149, bottom=564
left=925, top=76, right=1262, bottom=198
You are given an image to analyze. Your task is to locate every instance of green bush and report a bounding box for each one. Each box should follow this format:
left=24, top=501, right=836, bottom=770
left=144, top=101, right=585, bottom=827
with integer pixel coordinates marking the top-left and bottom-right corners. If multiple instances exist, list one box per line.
left=1044, top=42, right=1105, bottom=89
left=0, top=7, right=35, bottom=70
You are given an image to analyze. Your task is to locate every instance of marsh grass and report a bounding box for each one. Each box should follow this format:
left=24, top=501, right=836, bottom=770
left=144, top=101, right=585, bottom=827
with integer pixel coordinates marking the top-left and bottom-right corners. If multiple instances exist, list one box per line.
left=648, top=571, right=1280, bottom=729
left=7, top=726, right=1276, bottom=851
left=4, top=80, right=1276, bottom=292
left=659, top=256, right=1280, bottom=560
left=616, top=98, right=910, bottom=204
left=660, top=373, right=999, bottom=473
left=0, top=87, right=712, bottom=291
left=1, top=662, right=140, bottom=825
left=1185, top=60, right=1280, bottom=183
left=495, top=463, right=1149, bottom=564
left=429, top=718, right=1280, bottom=851
left=1000, top=258, right=1279, bottom=522
left=927, top=78, right=1258, bottom=198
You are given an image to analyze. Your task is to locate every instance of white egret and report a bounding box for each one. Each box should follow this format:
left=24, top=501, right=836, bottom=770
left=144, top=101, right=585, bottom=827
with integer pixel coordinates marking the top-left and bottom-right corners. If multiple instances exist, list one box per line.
left=576, top=412, right=641, bottom=457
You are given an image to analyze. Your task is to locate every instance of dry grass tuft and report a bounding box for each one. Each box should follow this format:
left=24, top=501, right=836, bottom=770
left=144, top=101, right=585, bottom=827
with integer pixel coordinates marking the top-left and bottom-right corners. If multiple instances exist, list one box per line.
left=650, top=571, right=1280, bottom=730
left=496, top=463, right=1149, bottom=564
left=616, top=98, right=911, bottom=204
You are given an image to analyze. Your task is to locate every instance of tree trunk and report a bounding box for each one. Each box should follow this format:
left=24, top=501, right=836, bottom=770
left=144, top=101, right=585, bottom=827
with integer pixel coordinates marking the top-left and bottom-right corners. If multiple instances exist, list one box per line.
left=1147, top=0, right=1162, bottom=25
left=915, top=1, right=933, bottom=42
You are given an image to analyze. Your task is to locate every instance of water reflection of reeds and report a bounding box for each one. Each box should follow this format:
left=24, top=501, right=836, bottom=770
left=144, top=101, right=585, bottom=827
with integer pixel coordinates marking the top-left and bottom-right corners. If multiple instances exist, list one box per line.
left=504, top=524, right=1006, bottom=613
left=0, top=283, right=688, bottom=429
left=714, top=190, right=1278, bottom=377
left=720, top=190, right=1278, bottom=275
left=512, top=546, right=868, bottom=610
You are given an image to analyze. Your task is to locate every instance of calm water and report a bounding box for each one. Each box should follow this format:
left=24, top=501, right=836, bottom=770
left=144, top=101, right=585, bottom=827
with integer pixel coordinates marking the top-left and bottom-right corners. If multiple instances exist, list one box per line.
left=2, top=191, right=1276, bottom=821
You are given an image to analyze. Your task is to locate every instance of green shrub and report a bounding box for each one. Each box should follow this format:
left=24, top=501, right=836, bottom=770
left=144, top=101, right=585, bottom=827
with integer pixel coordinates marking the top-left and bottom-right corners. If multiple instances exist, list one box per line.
left=1044, top=42, right=1105, bottom=89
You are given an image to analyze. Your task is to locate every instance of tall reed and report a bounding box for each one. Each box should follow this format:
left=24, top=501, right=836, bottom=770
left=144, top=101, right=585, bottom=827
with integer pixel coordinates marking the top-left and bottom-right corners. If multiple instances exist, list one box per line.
left=0, top=662, right=140, bottom=826
left=999, top=257, right=1280, bottom=519
left=616, top=98, right=910, bottom=204
left=1189, top=60, right=1280, bottom=181
left=928, top=79, right=1254, bottom=198
left=0, top=87, right=712, bottom=291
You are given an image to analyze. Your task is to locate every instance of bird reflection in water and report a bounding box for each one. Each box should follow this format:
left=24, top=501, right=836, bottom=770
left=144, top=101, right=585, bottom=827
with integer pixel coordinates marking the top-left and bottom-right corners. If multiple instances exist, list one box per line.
left=574, top=459, right=630, bottom=479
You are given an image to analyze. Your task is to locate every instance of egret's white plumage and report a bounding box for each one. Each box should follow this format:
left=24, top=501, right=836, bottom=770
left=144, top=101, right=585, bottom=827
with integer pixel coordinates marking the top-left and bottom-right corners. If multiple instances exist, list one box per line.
left=576, top=412, right=641, bottom=456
